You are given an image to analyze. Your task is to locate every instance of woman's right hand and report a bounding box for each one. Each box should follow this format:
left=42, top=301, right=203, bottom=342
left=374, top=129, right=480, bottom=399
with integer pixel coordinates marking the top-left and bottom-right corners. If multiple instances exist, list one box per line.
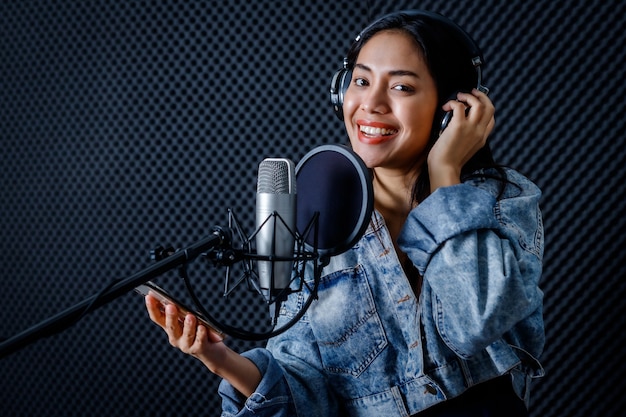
left=145, top=294, right=226, bottom=361
left=428, top=88, right=495, bottom=192
left=145, top=294, right=262, bottom=397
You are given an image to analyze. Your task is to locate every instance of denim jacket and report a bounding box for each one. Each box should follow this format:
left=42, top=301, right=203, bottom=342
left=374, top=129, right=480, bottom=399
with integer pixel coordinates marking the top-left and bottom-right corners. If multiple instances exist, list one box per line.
left=220, top=168, right=545, bottom=417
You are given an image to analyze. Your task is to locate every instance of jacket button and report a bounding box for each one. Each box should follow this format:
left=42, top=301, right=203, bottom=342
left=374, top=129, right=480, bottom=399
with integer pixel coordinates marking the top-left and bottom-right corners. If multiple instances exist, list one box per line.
left=424, top=384, right=438, bottom=395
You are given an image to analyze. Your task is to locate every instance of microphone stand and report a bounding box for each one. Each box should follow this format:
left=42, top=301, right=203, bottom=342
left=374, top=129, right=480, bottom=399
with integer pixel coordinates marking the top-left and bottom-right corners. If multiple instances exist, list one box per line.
left=0, top=227, right=231, bottom=359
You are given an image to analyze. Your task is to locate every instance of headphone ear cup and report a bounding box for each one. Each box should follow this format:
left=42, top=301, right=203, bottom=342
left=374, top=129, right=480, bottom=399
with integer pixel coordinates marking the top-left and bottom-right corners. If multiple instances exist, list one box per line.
left=329, top=68, right=352, bottom=121
left=439, top=110, right=453, bottom=135
left=438, top=92, right=461, bottom=135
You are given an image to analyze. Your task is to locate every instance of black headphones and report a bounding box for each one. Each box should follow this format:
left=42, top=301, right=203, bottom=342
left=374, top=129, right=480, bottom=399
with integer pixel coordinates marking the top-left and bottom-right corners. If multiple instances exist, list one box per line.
left=329, top=10, right=489, bottom=134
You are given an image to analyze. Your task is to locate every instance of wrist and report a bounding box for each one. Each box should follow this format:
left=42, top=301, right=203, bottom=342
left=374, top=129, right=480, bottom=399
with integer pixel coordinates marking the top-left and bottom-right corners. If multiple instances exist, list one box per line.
left=429, top=165, right=461, bottom=193
left=205, top=347, right=262, bottom=398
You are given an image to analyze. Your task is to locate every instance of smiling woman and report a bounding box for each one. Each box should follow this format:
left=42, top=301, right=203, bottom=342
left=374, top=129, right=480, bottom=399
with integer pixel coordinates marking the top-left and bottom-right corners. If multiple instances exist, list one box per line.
left=145, top=10, right=545, bottom=417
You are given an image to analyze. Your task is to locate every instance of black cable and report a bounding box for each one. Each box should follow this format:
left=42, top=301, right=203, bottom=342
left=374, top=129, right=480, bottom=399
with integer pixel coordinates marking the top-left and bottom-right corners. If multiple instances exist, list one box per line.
left=43, top=278, right=123, bottom=340
left=177, top=253, right=323, bottom=342
left=79, top=278, right=123, bottom=321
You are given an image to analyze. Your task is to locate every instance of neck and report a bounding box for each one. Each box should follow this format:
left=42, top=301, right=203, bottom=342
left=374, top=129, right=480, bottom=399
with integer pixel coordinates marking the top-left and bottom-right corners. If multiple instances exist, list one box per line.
left=372, top=167, right=417, bottom=242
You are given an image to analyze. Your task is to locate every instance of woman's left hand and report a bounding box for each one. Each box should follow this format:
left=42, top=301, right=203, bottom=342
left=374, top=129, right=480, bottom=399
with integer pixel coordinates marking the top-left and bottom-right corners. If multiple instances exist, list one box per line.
left=427, top=88, right=495, bottom=192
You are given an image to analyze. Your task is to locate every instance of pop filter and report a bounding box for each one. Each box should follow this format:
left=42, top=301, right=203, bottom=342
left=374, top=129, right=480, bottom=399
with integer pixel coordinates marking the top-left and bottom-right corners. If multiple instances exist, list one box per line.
left=296, top=144, right=373, bottom=257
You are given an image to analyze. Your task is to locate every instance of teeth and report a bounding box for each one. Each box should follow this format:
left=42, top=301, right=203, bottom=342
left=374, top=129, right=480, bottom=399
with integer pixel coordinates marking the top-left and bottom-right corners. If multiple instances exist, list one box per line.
left=360, top=125, right=398, bottom=136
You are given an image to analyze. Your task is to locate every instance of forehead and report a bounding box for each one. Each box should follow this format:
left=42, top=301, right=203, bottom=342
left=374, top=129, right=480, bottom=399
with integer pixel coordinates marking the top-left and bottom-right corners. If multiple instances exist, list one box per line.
left=357, top=29, right=426, bottom=68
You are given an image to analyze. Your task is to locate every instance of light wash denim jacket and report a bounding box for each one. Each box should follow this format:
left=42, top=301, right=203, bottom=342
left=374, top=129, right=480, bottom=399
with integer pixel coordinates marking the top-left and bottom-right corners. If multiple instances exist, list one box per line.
left=220, top=168, right=545, bottom=417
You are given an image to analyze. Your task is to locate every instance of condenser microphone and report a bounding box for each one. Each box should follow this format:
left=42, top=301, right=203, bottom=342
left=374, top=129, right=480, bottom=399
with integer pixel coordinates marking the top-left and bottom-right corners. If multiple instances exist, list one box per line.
left=255, top=158, right=297, bottom=309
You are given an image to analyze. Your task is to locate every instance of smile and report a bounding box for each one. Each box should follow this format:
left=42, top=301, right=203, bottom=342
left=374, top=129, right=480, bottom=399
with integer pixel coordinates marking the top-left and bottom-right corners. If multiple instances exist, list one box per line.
left=359, top=125, right=398, bottom=137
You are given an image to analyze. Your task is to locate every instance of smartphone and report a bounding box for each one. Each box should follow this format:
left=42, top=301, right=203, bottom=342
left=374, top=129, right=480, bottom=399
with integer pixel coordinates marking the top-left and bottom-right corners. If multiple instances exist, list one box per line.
left=136, top=281, right=225, bottom=337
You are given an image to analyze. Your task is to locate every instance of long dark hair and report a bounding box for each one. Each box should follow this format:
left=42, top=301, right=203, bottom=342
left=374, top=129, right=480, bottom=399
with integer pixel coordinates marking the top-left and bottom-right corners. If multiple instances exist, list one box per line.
left=344, top=11, right=507, bottom=203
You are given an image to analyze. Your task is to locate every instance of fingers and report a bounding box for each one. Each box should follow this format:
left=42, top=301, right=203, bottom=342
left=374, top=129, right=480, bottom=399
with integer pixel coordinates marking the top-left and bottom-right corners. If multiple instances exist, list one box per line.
left=181, top=313, right=208, bottom=351
left=443, top=99, right=467, bottom=118
left=440, top=89, right=493, bottom=139
left=145, top=295, right=186, bottom=343
left=145, top=294, right=166, bottom=326
left=145, top=295, right=221, bottom=355
left=458, top=89, right=494, bottom=125
left=164, top=303, right=184, bottom=345
left=440, top=89, right=495, bottom=143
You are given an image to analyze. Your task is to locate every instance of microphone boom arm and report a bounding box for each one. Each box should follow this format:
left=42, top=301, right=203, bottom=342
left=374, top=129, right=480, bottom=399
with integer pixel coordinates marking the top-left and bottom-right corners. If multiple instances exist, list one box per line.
left=0, top=228, right=230, bottom=359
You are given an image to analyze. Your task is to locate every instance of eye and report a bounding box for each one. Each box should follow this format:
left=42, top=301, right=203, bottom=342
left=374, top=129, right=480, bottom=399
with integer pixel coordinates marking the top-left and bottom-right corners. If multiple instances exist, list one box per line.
left=353, top=77, right=369, bottom=87
left=392, top=84, right=415, bottom=93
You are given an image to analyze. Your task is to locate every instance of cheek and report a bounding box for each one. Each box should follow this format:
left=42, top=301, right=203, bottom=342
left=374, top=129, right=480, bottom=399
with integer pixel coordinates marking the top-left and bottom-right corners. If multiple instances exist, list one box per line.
left=342, top=88, right=358, bottom=119
left=344, top=121, right=360, bottom=152
left=402, top=105, right=436, bottom=135
left=342, top=92, right=360, bottom=138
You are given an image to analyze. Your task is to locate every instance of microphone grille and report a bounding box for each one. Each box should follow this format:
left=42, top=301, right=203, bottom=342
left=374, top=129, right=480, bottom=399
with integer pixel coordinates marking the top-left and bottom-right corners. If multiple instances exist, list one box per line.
left=257, top=158, right=296, bottom=194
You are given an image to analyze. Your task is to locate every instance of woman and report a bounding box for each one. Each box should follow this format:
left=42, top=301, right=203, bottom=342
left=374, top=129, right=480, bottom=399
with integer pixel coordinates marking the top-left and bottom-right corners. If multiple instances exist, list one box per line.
left=145, top=10, right=545, bottom=416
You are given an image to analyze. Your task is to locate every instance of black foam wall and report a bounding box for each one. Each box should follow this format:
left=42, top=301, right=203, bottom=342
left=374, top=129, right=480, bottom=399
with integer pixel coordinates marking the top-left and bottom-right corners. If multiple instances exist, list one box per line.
left=1, top=1, right=624, bottom=416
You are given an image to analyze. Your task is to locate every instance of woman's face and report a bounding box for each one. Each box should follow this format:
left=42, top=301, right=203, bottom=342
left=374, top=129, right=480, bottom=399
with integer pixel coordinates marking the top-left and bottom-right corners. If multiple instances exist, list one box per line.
left=343, top=30, right=438, bottom=173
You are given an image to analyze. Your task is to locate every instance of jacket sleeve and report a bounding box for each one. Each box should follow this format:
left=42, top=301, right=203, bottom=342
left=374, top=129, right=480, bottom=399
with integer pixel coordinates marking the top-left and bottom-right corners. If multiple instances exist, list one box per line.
left=398, top=173, right=544, bottom=359
left=219, top=348, right=296, bottom=417
left=219, top=293, right=338, bottom=416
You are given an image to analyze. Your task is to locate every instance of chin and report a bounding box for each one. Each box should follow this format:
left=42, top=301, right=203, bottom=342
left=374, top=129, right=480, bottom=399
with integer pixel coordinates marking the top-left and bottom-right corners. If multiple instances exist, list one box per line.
left=352, top=148, right=381, bottom=169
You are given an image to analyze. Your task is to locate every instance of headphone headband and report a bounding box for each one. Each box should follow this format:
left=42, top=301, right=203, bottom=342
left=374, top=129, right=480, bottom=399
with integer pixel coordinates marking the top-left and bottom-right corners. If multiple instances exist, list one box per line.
left=357, top=10, right=484, bottom=65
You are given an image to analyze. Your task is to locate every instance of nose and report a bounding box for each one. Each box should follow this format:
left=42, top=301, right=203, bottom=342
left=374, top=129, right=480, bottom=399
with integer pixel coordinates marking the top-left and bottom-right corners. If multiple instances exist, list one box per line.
left=359, top=84, right=390, bottom=115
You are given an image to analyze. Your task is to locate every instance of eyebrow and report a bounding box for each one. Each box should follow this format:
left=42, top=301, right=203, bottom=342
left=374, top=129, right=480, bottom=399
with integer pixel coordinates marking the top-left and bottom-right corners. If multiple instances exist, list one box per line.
left=354, top=63, right=421, bottom=79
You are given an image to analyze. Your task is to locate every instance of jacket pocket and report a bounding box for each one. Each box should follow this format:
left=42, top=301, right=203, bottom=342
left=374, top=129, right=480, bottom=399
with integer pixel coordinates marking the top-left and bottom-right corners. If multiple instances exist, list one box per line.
left=308, top=265, right=387, bottom=377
